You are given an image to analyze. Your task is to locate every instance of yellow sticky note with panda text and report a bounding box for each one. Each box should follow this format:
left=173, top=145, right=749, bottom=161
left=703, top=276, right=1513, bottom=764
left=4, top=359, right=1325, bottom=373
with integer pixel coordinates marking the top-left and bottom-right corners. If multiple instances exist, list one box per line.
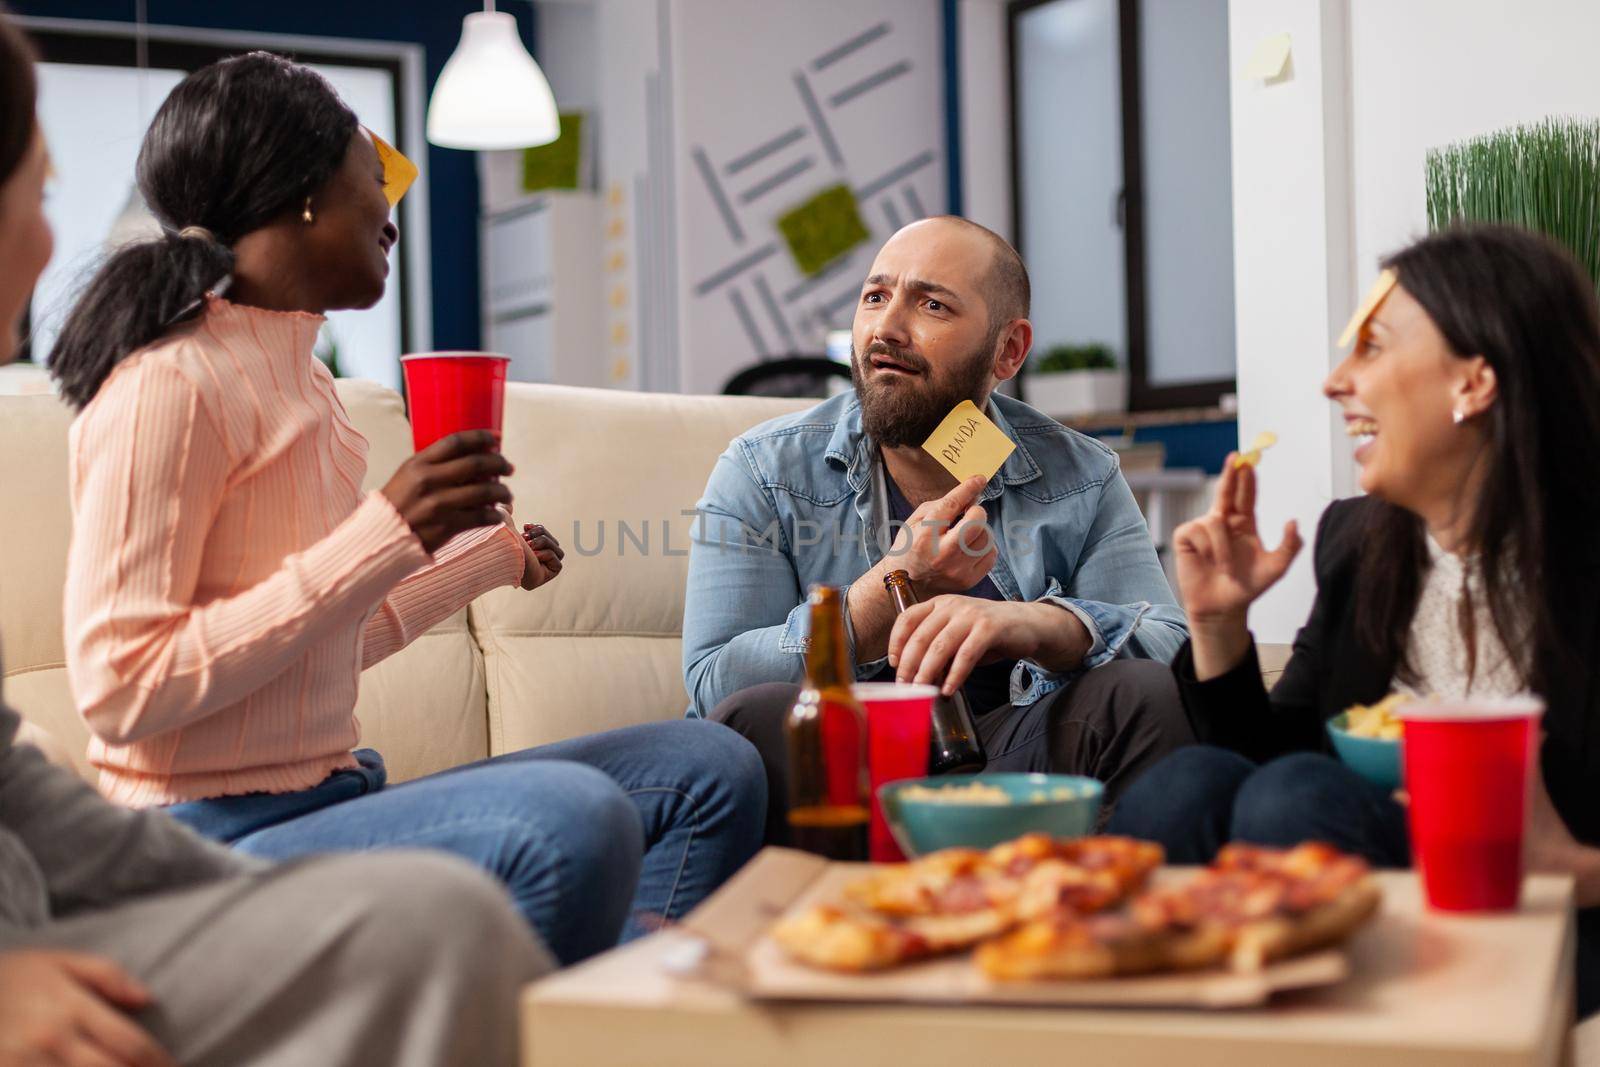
left=921, top=400, right=1016, bottom=483
left=367, top=128, right=417, bottom=208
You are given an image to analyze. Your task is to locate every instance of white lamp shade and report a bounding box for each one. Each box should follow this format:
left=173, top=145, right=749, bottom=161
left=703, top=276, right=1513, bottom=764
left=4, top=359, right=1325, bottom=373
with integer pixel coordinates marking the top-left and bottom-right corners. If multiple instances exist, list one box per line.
left=427, top=11, right=560, bottom=151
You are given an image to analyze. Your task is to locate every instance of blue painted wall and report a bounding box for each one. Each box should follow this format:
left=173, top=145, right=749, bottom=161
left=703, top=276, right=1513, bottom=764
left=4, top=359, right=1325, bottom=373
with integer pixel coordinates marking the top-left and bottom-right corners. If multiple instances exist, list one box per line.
left=1083, top=419, right=1238, bottom=475
left=10, top=0, right=538, bottom=352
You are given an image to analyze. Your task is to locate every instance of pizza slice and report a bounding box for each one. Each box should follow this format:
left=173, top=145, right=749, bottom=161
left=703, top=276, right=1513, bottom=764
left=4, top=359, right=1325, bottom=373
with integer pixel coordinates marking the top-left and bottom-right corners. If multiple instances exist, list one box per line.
left=768, top=904, right=933, bottom=972
left=842, top=847, right=991, bottom=917
left=844, top=835, right=1163, bottom=923
left=1132, top=842, right=1381, bottom=972
left=1208, top=842, right=1382, bottom=970
left=1008, top=836, right=1165, bottom=918
left=976, top=911, right=1230, bottom=980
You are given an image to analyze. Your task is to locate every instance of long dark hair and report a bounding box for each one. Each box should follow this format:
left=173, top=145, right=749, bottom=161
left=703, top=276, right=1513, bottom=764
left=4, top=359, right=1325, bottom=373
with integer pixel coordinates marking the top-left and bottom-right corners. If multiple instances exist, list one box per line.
left=48, top=52, right=356, bottom=409
left=1355, top=224, right=1600, bottom=693
left=0, top=9, right=37, bottom=188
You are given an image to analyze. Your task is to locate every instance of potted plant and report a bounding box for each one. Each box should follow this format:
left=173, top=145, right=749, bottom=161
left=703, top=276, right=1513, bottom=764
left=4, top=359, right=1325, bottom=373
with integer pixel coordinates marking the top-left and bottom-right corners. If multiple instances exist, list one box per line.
left=1024, top=342, right=1126, bottom=419
left=1427, top=117, right=1600, bottom=292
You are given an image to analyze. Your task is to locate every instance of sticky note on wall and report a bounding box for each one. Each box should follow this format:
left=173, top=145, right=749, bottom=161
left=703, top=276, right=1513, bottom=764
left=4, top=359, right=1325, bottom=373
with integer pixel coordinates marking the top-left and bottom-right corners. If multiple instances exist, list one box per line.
left=1242, top=32, right=1292, bottom=81
left=921, top=400, right=1016, bottom=482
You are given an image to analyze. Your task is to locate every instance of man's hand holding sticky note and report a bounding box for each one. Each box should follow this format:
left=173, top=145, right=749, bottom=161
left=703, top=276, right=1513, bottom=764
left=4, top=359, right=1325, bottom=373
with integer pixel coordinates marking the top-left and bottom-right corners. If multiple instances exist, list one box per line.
left=920, top=399, right=1016, bottom=483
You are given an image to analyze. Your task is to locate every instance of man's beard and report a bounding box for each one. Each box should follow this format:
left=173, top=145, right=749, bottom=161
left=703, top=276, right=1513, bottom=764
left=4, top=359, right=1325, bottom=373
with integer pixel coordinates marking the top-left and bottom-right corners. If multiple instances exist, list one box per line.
left=851, top=335, right=997, bottom=447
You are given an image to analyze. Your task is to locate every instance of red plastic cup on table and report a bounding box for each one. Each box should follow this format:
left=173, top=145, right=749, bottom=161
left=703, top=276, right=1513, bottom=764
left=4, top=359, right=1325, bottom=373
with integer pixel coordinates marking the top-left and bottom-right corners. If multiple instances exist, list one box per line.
left=400, top=352, right=511, bottom=453
left=855, top=682, right=936, bottom=863
left=1398, top=695, right=1543, bottom=912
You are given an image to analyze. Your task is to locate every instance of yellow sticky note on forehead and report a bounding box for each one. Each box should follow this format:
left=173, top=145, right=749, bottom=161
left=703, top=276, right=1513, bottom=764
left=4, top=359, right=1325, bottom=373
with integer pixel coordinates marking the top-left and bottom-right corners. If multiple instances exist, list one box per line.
left=921, top=400, right=1017, bottom=482
left=367, top=128, right=417, bottom=208
left=1337, top=268, right=1398, bottom=348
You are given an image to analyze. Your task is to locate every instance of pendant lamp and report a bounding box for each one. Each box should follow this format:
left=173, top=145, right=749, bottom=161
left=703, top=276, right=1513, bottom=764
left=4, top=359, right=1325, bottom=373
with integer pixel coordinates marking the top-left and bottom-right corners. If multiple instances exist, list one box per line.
left=427, top=3, right=560, bottom=151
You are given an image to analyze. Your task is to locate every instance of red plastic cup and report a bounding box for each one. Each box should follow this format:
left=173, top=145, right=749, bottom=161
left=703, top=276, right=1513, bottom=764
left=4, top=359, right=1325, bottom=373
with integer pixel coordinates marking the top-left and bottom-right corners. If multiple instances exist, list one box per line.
left=856, top=682, right=936, bottom=863
left=400, top=352, right=511, bottom=453
left=1398, top=696, right=1543, bottom=912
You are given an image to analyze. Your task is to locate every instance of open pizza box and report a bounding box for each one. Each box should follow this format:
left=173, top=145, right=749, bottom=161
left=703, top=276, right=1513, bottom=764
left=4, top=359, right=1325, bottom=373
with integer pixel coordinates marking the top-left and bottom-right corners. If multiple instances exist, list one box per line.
left=678, top=847, right=1362, bottom=1011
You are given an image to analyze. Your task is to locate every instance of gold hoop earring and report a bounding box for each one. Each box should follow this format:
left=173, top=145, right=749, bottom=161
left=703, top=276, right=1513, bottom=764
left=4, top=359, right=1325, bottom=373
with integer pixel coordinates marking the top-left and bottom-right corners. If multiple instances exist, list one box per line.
left=301, top=197, right=314, bottom=224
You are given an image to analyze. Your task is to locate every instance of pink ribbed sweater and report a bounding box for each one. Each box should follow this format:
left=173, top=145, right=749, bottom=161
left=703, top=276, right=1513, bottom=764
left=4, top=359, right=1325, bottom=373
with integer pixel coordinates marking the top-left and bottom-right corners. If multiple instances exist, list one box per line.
left=64, top=296, right=525, bottom=807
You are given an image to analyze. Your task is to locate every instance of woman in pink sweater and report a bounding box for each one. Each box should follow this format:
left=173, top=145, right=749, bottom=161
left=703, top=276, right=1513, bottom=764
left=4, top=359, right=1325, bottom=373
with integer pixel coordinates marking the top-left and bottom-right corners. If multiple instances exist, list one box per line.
left=49, top=52, right=764, bottom=966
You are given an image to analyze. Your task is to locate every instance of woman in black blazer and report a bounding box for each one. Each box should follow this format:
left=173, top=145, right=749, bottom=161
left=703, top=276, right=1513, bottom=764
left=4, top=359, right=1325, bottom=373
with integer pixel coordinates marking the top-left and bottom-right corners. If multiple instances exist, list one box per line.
left=1107, top=225, right=1600, bottom=1015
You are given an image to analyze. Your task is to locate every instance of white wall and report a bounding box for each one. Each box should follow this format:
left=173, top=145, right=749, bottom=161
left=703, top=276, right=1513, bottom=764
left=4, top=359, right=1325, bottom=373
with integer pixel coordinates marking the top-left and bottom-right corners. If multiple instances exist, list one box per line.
left=536, top=0, right=600, bottom=116
left=670, top=0, right=948, bottom=394
left=594, top=0, right=668, bottom=392
left=1227, top=0, right=1354, bottom=642
left=1349, top=0, right=1600, bottom=279
left=589, top=0, right=948, bottom=395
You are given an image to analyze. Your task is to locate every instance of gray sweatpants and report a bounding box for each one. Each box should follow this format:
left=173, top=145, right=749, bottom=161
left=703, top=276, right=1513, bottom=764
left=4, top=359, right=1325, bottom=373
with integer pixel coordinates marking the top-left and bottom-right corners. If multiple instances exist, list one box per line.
left=15, top=851, right=553, bottom=1067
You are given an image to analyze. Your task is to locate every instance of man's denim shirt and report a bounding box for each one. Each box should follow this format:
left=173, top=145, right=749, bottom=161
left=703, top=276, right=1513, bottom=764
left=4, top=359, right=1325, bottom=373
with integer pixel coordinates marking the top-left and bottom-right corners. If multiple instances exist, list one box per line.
left=681, top=391, right=1189, bottom=717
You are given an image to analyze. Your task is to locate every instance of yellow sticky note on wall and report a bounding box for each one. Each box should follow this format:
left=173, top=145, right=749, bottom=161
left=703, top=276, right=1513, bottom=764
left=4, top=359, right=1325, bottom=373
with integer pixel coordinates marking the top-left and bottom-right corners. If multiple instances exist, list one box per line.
left=921, top=400, right=1016, bottom=482
left=1337, top=268, right=1398, bottom=348
left=368, top=128, right=417, bottom=208
left=1242, top=32, right=1292, bottom=81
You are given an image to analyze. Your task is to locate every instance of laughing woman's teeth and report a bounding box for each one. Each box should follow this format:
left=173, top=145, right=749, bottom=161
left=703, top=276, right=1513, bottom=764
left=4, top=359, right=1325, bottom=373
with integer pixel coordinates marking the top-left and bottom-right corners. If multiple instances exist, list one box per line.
left=1345, top=419, right=1378, bottom=448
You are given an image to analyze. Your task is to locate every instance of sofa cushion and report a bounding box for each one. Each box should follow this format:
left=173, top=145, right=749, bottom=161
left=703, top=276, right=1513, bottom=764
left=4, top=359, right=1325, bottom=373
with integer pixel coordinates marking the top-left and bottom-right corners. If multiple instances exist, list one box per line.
left=0, top=377, right=489, bottom=784
left=0, top=392, right=87, bottom=776
left=475, top=384, right=810, bottom=753
left=337, top=379, right=491, bottom=782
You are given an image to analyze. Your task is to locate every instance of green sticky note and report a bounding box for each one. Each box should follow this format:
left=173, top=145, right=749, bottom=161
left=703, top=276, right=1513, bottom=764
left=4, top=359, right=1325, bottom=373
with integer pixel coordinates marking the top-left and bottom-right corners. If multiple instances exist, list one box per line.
left=777, top=183, right=870, bottom=277
left=521, top=112, right=585, bottom=193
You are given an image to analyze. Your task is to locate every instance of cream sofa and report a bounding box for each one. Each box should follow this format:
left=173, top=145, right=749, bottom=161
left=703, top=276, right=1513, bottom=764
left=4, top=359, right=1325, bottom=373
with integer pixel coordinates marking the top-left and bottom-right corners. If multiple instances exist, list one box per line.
left=0, top=368, right=808, bottom=782
left=0, top=364, right=1294, bottom=782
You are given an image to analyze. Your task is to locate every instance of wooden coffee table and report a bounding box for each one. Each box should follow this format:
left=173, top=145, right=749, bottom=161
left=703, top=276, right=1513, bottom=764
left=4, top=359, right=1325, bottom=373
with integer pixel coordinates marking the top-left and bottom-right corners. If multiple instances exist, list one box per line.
left=523, top=854, right=1576, bottom=1066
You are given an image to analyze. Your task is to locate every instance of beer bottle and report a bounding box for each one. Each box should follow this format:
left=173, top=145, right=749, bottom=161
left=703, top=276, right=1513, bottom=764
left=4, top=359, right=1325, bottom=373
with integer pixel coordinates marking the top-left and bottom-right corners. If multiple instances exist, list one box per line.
left=883, top=569, right=989, bottom=775
left=785, top=585, right=870, bottom=860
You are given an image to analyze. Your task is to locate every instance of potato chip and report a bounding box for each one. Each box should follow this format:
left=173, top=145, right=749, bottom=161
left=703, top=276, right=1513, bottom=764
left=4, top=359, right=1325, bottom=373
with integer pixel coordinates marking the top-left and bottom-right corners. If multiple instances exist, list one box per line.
left=1233, top=430, right=1278, bottom=469
left=1343, top=692, right=1410, bottom=740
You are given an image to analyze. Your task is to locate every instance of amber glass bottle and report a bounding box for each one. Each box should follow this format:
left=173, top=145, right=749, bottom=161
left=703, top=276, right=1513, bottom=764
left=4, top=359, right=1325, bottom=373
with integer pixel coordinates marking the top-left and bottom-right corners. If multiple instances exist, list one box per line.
left=784, top=585, right=870, bottom=859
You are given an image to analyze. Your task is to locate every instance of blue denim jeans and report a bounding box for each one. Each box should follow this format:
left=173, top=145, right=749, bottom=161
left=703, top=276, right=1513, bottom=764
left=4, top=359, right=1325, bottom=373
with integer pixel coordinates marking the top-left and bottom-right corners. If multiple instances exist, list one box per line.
left=165, top=720, right=766, bottom=966
left=1105, top=746, right=1411, bottom=866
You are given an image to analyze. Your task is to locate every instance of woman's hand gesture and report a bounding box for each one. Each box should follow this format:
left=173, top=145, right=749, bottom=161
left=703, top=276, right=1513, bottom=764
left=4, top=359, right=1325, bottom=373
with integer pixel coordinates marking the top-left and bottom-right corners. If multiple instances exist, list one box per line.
left=1172, top=454, right=1303, bottom=680
left=1174, top=454, right=1303, bottom=624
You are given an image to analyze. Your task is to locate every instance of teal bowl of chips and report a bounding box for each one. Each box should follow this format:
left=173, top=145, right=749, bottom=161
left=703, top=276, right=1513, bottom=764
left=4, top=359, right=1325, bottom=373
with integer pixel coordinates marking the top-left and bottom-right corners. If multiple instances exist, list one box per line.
left=878, top=773, right=1104, bottom=858
left=1327, top=712, right=1404, bottom=791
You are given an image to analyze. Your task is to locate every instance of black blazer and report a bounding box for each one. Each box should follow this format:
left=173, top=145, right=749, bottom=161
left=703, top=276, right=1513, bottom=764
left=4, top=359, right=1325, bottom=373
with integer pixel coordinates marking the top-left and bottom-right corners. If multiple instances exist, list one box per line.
left=1173, top=496, right=1600, bottom=847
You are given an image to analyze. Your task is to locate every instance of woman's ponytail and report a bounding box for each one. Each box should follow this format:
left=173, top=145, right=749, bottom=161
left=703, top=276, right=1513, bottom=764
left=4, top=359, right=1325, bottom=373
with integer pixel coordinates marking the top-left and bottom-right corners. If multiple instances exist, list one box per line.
left=49, top=231, right=234, bottom=408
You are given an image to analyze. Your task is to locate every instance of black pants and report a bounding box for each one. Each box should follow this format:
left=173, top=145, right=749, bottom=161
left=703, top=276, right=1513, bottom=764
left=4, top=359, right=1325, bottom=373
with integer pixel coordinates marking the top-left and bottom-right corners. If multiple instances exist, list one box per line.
left=708, top=659, right=1194, bottom=846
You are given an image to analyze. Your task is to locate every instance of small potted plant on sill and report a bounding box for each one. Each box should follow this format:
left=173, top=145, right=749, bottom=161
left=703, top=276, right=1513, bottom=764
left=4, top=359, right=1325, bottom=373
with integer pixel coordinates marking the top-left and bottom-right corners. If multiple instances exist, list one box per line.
left=1025, top=341, right=1126, bottom=419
